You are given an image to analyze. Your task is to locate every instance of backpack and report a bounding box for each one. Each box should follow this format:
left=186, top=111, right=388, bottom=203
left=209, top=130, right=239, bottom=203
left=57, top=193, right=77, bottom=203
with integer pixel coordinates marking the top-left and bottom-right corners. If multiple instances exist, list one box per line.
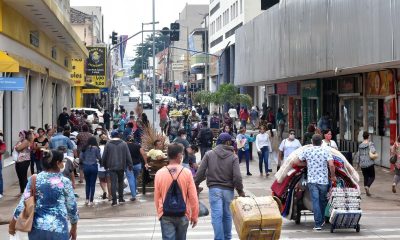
left=200, top=128, right=213, bottom=147
left=163, top=167, right=187, bottom=217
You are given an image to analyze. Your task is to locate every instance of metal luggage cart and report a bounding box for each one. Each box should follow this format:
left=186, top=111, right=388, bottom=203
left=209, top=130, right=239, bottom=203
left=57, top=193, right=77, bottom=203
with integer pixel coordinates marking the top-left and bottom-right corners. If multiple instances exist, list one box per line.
left=330, top=211, right=361, bottom=233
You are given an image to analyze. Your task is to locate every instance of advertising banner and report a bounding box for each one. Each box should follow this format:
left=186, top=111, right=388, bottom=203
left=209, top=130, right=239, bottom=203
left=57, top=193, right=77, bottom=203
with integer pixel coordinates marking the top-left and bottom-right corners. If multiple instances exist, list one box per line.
left=86, top=47, right=106, bottom=76
left=71, top=59, right=85, bottom=86
left=82, top=89, right=100, bottom=94
left=0, top=77, right=25, bottom=91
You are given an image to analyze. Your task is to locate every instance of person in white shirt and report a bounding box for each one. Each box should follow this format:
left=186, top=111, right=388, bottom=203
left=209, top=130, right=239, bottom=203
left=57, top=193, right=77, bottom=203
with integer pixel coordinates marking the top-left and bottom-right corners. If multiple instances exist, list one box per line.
left=279, top=129, right=302, bottom=165
left=321, top=129, right=338, bottom=150
left=256, top=125, right=272, bottom=176
left=228, top=106, right=238, bottom=132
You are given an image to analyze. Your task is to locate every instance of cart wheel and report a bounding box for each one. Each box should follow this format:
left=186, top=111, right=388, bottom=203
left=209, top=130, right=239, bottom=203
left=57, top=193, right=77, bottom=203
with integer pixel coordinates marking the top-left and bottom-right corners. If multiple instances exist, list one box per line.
left=356, top=224, right=360, bottom=232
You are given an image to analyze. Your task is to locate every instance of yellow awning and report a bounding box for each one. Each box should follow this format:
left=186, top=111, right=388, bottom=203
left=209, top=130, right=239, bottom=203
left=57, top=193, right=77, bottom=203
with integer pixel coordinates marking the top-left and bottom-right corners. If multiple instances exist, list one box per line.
left=0, top=51, right=19, bottom=72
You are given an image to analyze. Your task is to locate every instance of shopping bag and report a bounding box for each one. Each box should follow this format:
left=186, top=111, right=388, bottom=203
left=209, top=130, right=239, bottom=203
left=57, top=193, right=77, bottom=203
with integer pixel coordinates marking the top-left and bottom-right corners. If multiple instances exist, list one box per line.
left=199, top=201, right=209, bottom=217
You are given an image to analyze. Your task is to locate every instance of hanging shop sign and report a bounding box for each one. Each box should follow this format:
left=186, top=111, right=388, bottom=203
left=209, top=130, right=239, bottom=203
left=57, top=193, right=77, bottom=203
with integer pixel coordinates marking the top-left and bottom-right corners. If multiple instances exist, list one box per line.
left=301, top=80, right=319, bottom=97
left=82, top=89, right=100, bottom=94
left=338, top=78, right=355, bottom=94
left=91, top=76, right=106, bottom=88
left=287, top=82, right=299, bottom=96
left=71, top=59, right=85, bottom=86
left=0, top=77, right=25, bottom=91
left=86, top=47, right=106, bottom=76
left=266, top=85, right=275, bottom=95
left=366, top=70, right=394, bottom=96
left=276, top=83, right=288, bottom=95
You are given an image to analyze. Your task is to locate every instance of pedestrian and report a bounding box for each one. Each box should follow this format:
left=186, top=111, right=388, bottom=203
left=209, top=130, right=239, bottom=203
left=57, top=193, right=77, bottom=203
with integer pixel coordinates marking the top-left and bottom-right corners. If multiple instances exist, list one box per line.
left=255, top=125, right=271, bottom=177
left=98, top=135, right=111, bottom=200
left=154, top=143, right=199, bottom=240
left=228, top=105, right=238, bottom=132
left=303, top=124, right=316, bottom=145
left=123, top=122, right=134, bottom=141
left=390, top=136, right=400, bottom=193
left=317, top=112, right=331, bottom=131
left=9, top=150, right=79, bottom=240
left=159, top=103, right=169, bottom=134
left=276, top=107, right=286, bottom=140
left=58, top=107, right=70, bottom=128
left=76, top=125, right=92, bottom=183
left=209, top=112, right=221, bottom=129
left=113, top=109, right=121, bottom=124
left=33, top=128, right=49, bottom=173
left=293, top=134, right=336, bottom=231
left=101, top=131, right=133, bottom=206
left=70, top=126, right=79, bottom=143
left=197, top=121, right=214, bottom=160
left=80, top=137, right=101, bottom=206
left=250, top=106, right=259, bottom=130
left=0, top=130, right=5, bottom=199
left=236, top=126, right=256, bottom=176
left=14, top=130, right=33, bottom=193
left=57, top=146, right=76, bottom=189
left=173, top=129, right=193, bottom=169
left=195, top=133, right=245, bottom=239
left=266, top=123, right=279, bottom=172
left=118, top=116, right=126, bottom=133
left=279, top=129, right=302, bottom=166
left=357, top=131, right=377, bottom=197
left=166, top=116, right=181, bottom=143
left=126, top=136, right=147, bottom=201
left=239, top=107, right=250, bottom=128
left=103, top=110, right=111, bottom=130
left=142, top=112, right=150, bottom=128
left=134, top=119, right=144, bottom=144
left=321, top=129, right=338, bottom=150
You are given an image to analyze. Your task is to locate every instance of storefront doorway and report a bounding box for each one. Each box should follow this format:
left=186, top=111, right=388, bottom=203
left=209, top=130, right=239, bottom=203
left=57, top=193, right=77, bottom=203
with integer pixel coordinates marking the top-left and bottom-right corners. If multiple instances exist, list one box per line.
left=340, top=98, right=363, bottom=152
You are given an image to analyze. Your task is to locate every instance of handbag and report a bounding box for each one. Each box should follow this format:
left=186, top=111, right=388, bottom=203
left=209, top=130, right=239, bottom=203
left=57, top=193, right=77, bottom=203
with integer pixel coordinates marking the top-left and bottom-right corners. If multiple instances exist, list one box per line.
left=369, top=143, right=379, bottom=160
left=15, top=175, right=37, bottom=232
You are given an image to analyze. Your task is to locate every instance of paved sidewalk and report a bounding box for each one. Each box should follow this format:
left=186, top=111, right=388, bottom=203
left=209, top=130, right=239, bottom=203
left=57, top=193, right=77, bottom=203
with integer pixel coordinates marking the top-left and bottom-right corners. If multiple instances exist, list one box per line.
left=0, top=147, right=399, bottom=225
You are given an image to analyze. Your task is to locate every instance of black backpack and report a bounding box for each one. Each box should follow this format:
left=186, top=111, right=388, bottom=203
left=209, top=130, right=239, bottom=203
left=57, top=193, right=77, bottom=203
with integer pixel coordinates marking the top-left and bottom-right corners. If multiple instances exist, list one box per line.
left=200, top=128, right=213, bottom=147
left=163, top=167, right=187, bottom=217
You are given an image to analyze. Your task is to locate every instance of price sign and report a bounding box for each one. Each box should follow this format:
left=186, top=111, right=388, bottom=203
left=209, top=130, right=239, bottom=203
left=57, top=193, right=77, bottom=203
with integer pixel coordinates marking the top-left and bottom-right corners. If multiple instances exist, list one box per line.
left=92, top=76, right=106, bottom=88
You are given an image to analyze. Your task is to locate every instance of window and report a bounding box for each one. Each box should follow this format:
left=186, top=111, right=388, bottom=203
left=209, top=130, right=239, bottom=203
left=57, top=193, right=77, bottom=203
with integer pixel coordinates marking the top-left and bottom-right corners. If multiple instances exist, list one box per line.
left=30, top=31, right=40, bottom=47
left=240, top=0, right=243, bottom=14
left=51, top=46, right=57, bottom=60
left=230, top=5, right=234, bottom=20
left=64, top=58, right=68, bottom=67
left=235, top=1, right=239, bottom=17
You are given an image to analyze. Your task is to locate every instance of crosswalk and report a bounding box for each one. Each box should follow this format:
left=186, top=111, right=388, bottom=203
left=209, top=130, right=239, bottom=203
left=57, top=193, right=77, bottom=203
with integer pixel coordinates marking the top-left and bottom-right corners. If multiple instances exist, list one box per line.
left=75, top=213, right=400, bottom=240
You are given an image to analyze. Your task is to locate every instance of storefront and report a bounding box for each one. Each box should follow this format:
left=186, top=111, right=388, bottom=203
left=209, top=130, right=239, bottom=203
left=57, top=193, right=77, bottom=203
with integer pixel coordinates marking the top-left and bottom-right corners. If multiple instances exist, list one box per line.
left=287, top=82, right=301, bottom=136
left=301, top=80, right=321, bottom=134
left=364, top=70, right=396, bottom=168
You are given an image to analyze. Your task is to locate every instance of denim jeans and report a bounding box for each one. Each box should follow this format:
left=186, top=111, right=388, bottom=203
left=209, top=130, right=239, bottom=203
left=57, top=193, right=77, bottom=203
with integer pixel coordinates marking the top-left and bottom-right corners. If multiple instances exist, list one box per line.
left=0, top=161, right=3, bottom=194
left=259, top=146, right=269, bottom=174
left=126, top=163, right=142, bottom=198
left=109, top=170, right=124, bottom=202
left=160, top=216, right=189, bottom=240
left=238, top=149, right=251, bottom=174
left=209, top=187, right=234, bottom=240
left=308, top=183, right=329, bottom=228
left=83, top=164, right=98, bottom=202
left=240, top=120, right=247, bottom=128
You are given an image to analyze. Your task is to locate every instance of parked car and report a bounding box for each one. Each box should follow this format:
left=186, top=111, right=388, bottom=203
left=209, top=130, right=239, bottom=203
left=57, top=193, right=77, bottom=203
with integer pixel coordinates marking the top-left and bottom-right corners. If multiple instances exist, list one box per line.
left=122, top=90, right=129, bottom=96
left=138, top=95, right=153, bottom=109
left=129, top=91, right=140, bottom=102
left=160, top=96, right=177, bottom=107
left=155, top=94, right=163, bottom=104
left=71, top=107, right=104, bottom=130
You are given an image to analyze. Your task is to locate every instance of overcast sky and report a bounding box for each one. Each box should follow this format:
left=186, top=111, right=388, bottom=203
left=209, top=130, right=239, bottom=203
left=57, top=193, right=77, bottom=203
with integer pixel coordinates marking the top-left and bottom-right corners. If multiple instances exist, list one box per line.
left=70, top=0, right=209, bottom=59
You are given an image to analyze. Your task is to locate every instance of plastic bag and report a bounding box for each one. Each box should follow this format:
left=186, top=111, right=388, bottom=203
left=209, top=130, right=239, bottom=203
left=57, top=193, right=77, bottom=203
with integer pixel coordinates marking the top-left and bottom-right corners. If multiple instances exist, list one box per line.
left=199, top=201, right=209, bottom=217
left=12, top=148, right=19, bottom=161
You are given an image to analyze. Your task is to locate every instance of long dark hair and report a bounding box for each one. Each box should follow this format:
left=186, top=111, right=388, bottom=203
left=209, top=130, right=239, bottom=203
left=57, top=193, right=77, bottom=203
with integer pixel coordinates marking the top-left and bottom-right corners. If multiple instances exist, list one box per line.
left=267, top=123, right=274, bottom=137
left=82, top=136, right=98, bottom=152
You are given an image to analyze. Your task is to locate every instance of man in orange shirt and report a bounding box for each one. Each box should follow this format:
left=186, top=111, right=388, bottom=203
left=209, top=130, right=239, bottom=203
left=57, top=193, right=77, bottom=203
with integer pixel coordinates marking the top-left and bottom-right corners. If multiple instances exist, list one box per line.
left=154, top=143, right=199, bottom=240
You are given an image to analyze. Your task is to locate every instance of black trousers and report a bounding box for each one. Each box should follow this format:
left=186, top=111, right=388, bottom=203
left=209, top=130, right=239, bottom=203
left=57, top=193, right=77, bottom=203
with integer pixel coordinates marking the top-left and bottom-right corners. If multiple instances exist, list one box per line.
left=15, top=161, right=31, bottom=193
left=361, top=165, right=375, bottom=188
left=109, top=170, right=124, bottom=202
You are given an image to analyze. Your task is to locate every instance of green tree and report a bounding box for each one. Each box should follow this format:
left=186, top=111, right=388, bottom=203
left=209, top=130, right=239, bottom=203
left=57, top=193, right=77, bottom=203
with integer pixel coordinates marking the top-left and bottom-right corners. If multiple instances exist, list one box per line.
left=131, top=33, right=170, bottom=77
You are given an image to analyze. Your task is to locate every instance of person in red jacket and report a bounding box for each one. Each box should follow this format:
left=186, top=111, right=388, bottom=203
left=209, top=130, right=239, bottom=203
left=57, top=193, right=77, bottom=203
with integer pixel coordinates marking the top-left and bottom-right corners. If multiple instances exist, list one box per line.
left=239, top=107, right=249, bottom=128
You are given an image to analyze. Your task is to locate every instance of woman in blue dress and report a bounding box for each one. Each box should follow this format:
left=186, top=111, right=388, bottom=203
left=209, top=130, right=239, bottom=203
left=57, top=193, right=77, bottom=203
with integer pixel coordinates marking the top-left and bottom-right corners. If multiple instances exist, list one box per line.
left=9, top=150, right=78, bottom=240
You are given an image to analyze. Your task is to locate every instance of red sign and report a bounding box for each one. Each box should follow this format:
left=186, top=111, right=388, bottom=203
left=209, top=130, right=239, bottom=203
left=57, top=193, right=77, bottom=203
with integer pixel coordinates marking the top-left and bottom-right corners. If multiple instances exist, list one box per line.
left=276, top=83, right=288, bottom=94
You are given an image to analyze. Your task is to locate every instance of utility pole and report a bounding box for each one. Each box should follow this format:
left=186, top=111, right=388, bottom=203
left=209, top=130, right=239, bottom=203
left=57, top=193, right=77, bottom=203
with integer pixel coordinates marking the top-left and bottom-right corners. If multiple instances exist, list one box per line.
left=186, top=26, right=190, bottom=106
left=142, top=21, right=159, bottom=106
left=152, top=0, right=156, bottom=129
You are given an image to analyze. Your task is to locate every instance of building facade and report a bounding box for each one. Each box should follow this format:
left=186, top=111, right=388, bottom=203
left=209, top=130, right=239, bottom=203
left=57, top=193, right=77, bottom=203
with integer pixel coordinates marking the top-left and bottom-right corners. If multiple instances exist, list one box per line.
left=235, top=0, right=400, bottom=167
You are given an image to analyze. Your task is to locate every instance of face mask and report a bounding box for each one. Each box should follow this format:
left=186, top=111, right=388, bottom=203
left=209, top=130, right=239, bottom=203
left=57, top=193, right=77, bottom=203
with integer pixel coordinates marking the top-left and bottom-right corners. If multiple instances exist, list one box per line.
left=97, top=131, right=102, bottom=135
left=289, top=134, right=295, bottom=140
left=182, top=135, right=187, bottom=140
left=59, top=161, right=65, bottom=173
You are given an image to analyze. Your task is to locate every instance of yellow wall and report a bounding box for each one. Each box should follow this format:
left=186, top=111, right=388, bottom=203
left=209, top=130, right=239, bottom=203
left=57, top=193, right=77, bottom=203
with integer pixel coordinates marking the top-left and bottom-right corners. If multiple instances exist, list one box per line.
left=0, top=1, right=71, bottom=71
left=0, top=0, right=3, bottom=32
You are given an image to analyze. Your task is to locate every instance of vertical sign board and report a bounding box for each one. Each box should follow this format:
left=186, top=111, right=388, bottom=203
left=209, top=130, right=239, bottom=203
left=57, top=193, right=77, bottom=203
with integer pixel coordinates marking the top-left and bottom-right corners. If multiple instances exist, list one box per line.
left=71, top=59, right=85, bottom=86
left=86, top=47, right=107, bottom=88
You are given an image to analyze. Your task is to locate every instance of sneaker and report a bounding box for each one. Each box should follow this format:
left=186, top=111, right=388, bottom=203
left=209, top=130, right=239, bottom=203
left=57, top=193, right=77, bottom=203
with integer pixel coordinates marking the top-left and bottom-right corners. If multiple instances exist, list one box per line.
left=313, top=227, right=322, bottom=231
left=129, top=197, right=136, bottom=202
left=84, top=200, right=89, bottom=206
left=392, top=185, right=397, bottom=193
left=247, top=172, right=252, bottom=176
left=365, top=187, right=371, bottom=196
left=102, top=192, right=107, bottom=200
left=0, top=194, right=3, bottom=199
left=88, top=202, right=94, bottom=207
left=111, top=201, right=118, bottom=207
left=119, top=198, right=126, bottom=203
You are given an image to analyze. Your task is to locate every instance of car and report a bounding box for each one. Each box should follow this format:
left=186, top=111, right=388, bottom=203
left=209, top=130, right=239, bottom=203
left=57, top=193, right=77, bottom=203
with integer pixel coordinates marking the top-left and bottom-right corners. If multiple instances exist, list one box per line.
left=155, top=94, right=163, bottom=103
left=129, top=91, right=140, bottom=102
left=71, top=107, right=104, bottom=127
left=122, top=90, right=129, bottom=96
left=160, top=96, right=177, bottom=107
left=138, top=95, right=153, bottom=109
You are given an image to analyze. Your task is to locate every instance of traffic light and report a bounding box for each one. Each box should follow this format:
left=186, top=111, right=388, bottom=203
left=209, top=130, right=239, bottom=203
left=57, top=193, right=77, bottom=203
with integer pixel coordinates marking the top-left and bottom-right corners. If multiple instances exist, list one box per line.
left=170, top=23, right=180, bottom=41
left=111, top=31, right=118, bottom=45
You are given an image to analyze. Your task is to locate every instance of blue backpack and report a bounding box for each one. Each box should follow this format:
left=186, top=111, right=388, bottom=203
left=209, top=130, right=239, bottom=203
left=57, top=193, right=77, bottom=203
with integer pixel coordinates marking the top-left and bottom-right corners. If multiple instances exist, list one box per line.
left=163, top=167, right=187, bottom=217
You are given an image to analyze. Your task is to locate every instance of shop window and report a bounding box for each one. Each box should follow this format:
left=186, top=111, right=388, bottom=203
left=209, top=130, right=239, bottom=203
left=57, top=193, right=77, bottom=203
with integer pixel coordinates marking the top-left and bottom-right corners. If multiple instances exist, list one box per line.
left=367, top=100, right=377, bottom=135
left=64, top=58, right=68, bottom=67
left=51, top=47, right=57, bottom=60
